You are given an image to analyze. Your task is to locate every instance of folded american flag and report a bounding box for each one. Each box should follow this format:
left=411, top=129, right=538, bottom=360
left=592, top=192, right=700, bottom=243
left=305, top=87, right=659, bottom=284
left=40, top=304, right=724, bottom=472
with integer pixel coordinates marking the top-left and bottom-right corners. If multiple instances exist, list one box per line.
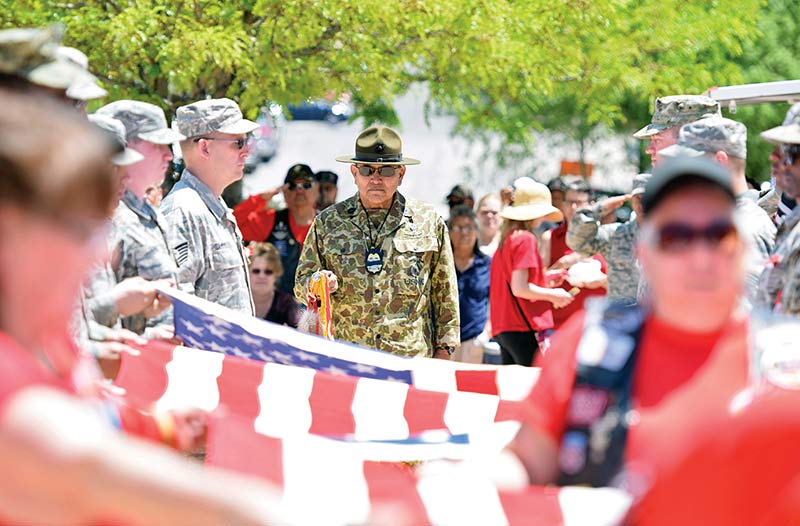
left=207, top=413, right=632, bottom=526
left=116, top=341, right=526, bottom=445
left=162, top=288, right=539, bottom=401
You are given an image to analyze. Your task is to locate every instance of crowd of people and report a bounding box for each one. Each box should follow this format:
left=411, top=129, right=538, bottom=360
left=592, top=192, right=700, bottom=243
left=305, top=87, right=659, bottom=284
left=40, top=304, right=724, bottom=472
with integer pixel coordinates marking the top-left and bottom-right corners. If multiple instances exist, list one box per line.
left=1, top=22, right=800, bottom=524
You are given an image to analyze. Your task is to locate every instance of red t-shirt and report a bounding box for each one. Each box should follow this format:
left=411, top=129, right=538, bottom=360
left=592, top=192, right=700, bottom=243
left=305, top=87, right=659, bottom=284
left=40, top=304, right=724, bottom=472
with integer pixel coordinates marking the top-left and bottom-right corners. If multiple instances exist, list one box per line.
left=489, top=230, right=554, bottom=335
left=547, top=223, right=607, bottom=329
left=0, top=332, right=69, bottom=414
left=525, top=312, right=800, bottom=524
left=232, top=194, right=313, bottom=243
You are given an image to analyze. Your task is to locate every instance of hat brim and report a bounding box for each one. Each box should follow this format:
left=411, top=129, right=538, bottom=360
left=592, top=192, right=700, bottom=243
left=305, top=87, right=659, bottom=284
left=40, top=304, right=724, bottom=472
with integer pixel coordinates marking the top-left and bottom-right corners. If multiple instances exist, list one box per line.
left=66, top=82, right=107, bottom=101
left=217, top=118, right=260, bottom=135
left=335, top=155, right=420, bottom=165
left=26, top=60, right=93, bottom=90
left=139, top=127, right=187, bottom=144
left=760, top=125, right=800, bottom=145
left=658, top=144, right=705, bottom=159
left=113, top=147, right=145, bottom=166
left=633, top=122, right=670, bottom=140
left=500, top=204, right=563, bottom=223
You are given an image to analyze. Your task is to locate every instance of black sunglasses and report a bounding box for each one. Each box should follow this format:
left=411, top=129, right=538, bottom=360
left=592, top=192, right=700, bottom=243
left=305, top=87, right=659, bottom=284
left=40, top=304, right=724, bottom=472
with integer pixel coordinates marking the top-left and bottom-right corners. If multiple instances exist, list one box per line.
left=782, top=145, right=800, bottom=166
left=651, top=219, right=738, bottom=253
left=356, top=165, right=399, bottom=177
left=194, top=136, right=251, bottom=150
left=287, top=181, right=314, bottom=191
left=251, top=268, right=275, bottom=275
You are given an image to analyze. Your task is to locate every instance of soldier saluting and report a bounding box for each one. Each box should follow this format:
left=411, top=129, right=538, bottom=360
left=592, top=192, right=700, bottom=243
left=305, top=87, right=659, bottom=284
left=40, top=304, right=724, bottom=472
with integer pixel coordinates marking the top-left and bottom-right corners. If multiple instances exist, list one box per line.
left=295, top=126, right=460, bottom=359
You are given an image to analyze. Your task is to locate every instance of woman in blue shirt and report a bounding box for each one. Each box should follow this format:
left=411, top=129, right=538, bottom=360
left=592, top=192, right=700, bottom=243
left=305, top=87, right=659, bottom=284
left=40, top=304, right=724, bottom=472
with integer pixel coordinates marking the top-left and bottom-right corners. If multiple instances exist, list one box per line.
left=448, top=205, right=491, bottom=362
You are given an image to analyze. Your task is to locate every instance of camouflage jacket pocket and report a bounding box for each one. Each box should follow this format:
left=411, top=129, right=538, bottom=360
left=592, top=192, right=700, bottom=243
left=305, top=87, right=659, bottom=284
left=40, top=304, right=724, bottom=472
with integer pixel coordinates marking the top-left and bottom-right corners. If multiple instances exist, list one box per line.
left=392, top=235, right=438, bottom=296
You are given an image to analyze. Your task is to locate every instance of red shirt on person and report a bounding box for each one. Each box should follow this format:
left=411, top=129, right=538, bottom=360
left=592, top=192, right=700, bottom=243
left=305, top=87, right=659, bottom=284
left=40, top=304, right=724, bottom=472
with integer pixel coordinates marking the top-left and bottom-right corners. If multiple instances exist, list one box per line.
left=547, top=222, right=607, bottom=329
left=489, top=230, right=554, bottom=335
left=232, top=194, right=312, bottom=243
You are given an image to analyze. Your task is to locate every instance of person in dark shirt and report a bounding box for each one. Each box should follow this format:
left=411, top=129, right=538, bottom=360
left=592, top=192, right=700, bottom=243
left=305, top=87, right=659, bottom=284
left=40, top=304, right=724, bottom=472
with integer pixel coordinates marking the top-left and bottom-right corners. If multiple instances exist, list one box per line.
left=248, top=242, right=300, bottom=328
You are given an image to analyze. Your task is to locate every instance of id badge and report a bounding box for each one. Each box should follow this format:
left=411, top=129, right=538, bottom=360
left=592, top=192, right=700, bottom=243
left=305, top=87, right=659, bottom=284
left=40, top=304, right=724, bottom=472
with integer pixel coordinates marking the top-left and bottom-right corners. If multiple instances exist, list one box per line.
left=365, top=247, right=384, bottom=274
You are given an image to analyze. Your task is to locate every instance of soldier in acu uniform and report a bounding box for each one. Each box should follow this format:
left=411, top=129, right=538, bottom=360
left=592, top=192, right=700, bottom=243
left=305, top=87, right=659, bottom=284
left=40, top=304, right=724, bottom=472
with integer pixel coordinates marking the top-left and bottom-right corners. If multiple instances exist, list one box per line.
left=96, top=100, right=187, bottom=335
left=161, top=98, right=258, bottom=314
left=295, top=126, right=460, bottom=359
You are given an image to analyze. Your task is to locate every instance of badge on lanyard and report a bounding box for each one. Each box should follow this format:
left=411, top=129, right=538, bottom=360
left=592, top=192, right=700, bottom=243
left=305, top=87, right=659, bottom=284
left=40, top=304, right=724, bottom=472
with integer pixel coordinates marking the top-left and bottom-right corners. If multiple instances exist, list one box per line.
left=365, top=247, right=384, bottom=274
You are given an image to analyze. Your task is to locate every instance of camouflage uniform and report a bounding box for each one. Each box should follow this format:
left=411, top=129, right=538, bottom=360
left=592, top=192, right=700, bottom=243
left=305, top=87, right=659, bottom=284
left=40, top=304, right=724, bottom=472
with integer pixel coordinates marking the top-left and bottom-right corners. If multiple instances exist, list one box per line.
left=111, top=189, right=179, bottom=333
left=756, top=207, right=800, bottom=312
left=660, top=116, right=776, bottom=303
left=161, top=170, right=254, bottom=314
left=295, top=193, right=460, bottom=357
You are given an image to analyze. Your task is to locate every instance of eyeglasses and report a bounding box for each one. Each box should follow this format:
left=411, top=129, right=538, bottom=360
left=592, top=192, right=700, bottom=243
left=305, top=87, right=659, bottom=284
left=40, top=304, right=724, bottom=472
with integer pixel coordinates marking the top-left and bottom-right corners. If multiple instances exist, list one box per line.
left=194, top=136, right=252, bottom=150
left=251, top=268, right=275, bottom=275
left=356, top=165, right=400, bottom=177
left=287, top=181, right=314, bottom=191
left=451, top=225, right=476, bottom=234
left=649, top=219, right=738, bottom=253
left=479, top=210, right=499, bottom=216
left=782, top=145, right=800, bottom=166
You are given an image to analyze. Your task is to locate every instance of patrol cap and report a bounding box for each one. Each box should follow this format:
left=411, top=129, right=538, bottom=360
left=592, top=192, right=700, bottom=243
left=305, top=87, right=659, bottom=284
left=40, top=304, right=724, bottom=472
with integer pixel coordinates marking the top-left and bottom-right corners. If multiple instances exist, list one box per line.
left=336, top=125, right=420, bottom=165
left=659, top=116, right=747, bottom=160
left=284, top=163, right=315, bottom=184
left=631, top=173, right=652, bottom=196
left=88, top=113, right=145, bottom=166
left=315, top=170, right=338, bottom=184
left=547, top=177, right=568, bottom=193
left=0, top=24, right=94, bottom=90
left=98, top=100, right=185, bottom=144
left=760, top=103, right=800, bottom=145
left=174, top=98, right=259, bottom=139
left=643, top=156, right=735, bottom=215
left=633, top=95, right=721, bottom=139
left=55, top=46, right=107, bottom=101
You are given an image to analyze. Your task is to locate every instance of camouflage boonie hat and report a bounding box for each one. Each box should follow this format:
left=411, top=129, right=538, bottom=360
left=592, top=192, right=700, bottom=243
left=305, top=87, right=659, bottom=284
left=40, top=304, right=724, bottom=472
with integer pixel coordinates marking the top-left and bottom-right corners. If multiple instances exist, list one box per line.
left=55, top=46, right=107, bottom=101
left=630, top=173, right=652, bottom=196
left=633, top=95, right=721, bottom=139
left=660, top=116, right=747, bottom=160
left=88, top=114, right=145, bottom=166
left=0, top=25, right=93, bottom=90
left=174, top=98, right=258, bottom=139
left=760, top=103, right=800, bottom=145
left=98, top=100, right=185, bottom=144
left=336, top=125, right=420, bottom=165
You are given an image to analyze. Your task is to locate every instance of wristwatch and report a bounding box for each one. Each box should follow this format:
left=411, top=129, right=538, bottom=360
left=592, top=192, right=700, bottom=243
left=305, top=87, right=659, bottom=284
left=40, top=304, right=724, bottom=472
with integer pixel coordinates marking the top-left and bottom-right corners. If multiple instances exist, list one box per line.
left=436, top=345, right=456, bottom=356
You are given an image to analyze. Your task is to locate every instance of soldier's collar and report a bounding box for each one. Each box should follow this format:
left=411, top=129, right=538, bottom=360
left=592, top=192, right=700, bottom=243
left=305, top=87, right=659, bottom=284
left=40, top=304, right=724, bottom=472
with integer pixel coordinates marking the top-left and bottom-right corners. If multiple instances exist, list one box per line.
left=181, top=169, right=229, bottom=220
left=121, top=188, right=157, bottom=221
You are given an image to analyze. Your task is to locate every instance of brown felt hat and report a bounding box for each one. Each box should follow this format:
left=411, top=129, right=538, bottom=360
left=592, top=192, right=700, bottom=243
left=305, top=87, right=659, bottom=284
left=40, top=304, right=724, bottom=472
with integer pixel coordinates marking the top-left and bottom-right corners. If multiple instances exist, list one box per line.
left=335, top=125, right=420, bottom=165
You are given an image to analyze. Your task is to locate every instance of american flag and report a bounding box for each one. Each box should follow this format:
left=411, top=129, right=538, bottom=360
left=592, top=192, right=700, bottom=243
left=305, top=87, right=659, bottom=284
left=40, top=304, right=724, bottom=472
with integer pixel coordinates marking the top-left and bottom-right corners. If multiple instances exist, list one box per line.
left=164, top=287, right=539, bottom=400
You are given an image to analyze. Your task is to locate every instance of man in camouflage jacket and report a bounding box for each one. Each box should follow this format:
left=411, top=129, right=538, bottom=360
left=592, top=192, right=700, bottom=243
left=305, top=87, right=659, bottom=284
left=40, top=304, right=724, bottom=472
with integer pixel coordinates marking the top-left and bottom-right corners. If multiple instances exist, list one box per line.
left=295, top=126, right=460, bottom=358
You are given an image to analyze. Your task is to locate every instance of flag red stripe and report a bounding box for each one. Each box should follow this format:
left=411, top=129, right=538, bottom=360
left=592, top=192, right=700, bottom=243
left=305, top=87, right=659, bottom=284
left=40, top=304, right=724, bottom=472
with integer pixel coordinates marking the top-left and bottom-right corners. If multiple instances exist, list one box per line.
left=307, top=372, right=358, bottom=435
left=455, top=369, right=500, bottom=396
left=498, top=486, right=564, bottom=525
left=216, top=356, right=263, bottom=420
left=363, top=461, right=430, bottom=525
left=115, top=341, right=173, bottom=408
left=206, top=413, right=284, bottom=486
left=403, top=387, right=449, bottom=435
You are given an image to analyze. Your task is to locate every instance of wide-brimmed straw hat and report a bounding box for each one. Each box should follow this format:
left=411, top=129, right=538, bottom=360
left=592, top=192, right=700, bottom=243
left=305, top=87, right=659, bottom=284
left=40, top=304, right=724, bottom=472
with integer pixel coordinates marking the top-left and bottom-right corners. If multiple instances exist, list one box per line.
left=336, top=125, right=420, bottom=165
left=500, top=177, right=563, bottom=222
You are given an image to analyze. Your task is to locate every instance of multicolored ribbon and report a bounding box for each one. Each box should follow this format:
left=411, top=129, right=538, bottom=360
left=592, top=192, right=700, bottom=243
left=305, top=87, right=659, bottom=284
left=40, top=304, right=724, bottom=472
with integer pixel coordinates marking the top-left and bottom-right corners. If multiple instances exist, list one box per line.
left=307, top=272, right=334, bottom=339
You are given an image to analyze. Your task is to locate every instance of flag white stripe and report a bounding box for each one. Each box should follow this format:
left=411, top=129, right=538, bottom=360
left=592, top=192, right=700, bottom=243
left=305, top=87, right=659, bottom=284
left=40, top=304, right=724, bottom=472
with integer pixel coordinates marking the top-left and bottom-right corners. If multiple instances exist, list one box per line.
left=558, top=486, right=633, bottom=526
left=352, top=377, right=410, bottom=440
left=417, top=463, right=510, bottom=526
left=254, top=363, right=316, bottom=437
left=156, top=347, right=223, bottom=413
left=443, top=390, right=501, bottom=435
left=496, top=366, right=541, bottom=401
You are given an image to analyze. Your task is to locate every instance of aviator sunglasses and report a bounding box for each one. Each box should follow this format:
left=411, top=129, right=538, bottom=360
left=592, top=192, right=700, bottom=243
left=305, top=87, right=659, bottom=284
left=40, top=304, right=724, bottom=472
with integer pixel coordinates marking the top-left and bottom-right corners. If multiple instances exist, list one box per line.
left=251, top=268, right=275, bottom=275
left=287, top=181, right=314, bottom=191
left=193, top=136, right=252, bottom=150
left=356, top=165, right=400, bottom=177
left=649, top=219, right=738, bottom=253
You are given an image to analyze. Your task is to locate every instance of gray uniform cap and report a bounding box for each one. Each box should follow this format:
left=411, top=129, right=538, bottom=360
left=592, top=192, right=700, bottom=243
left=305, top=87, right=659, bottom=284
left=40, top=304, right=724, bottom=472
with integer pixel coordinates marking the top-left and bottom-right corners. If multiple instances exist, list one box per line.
left=659, top=116, right=748, bottom=160
left=631, top=173, right=652, bottom=196
left=174, top=98, right=258, bottom=139
left=760, top=103, right=800, bottom=145
left=55, top=46, right=107, bottom=101
left=98, top=100, right=186, bottom=144
left=88, top=113, right=144, bottom=166
left=634, top=95, right=721, bottom=139
left=0, top=24, right=94, bottom=91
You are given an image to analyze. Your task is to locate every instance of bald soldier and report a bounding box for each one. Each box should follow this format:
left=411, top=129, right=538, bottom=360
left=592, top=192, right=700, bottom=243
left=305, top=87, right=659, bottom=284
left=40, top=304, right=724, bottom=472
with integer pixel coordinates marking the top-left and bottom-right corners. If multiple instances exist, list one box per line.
left=295, top=126, right=460, bottom=359
left=160, top=98, right=258, bottom=314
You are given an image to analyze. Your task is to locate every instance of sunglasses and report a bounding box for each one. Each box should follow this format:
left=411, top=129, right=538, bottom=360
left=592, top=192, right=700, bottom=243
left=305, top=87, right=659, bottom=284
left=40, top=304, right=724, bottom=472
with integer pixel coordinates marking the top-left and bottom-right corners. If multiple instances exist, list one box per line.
left=451, top=225, right=475, bottom=233
left=356, top=165, right=399, bottom=177
left=194, top=136, right=252, bottom=150
left=251, top=268, right=275, bottom=275
left=649, top=219, right=738, bottom=253
left=287, top=181, right=314, bottom=191
left=782, top=145, right=800, bottom=166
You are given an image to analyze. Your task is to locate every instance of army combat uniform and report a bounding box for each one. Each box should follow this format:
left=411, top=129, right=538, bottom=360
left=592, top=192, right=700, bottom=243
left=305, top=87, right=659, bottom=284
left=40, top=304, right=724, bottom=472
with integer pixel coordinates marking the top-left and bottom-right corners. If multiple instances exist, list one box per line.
left=111, top=189, right=179, bottom=333
left=757, top=207, right=800, bottom=314
left=295, top=193, right=460, bottom=357
left=161, top=170, right=254, bottom=314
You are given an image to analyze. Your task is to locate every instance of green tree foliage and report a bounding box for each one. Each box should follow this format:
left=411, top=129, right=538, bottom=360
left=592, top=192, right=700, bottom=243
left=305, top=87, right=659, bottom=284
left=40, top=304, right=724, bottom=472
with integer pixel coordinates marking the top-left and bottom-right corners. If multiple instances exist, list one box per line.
left=0, top=0, right=762, bottom=160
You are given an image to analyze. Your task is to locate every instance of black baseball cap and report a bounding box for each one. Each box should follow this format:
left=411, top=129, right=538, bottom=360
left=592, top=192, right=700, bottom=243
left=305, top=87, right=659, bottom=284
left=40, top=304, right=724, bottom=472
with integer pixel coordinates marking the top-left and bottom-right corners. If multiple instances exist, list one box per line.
left=284, top=163, right=315, bottom=184
left=315, top=170, right=338, bottom=184
left=643, top=156, right=735, bottom=214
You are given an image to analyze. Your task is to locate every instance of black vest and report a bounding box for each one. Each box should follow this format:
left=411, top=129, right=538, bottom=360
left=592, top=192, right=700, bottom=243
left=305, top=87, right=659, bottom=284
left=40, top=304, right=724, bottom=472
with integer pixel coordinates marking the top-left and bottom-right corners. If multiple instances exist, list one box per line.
left=556, top=300, right=646, bottom=487
left=266, top=208, right=302, bottom=294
